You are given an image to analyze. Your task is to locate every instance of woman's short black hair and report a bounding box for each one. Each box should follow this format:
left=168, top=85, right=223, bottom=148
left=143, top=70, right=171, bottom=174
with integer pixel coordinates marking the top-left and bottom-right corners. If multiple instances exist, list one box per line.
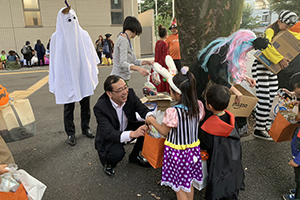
left=104, top=75, right=122, bottom=92
left=123, top=16, right=142, bottom=36
left=206, top=85, right=231, bottom=111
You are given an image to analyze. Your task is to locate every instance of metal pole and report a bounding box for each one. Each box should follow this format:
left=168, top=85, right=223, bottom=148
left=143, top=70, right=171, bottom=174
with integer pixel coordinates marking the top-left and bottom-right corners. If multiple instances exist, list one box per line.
left=155, top=0, right=158, bottom=21
left=172, top=0, right=175, bottom=18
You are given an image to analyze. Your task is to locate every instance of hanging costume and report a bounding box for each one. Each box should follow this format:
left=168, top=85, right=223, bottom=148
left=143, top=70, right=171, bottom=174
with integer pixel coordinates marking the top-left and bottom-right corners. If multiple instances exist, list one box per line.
left=201, top=110, right=244, bottom=200
left=49, top=7, right=99, bottom=104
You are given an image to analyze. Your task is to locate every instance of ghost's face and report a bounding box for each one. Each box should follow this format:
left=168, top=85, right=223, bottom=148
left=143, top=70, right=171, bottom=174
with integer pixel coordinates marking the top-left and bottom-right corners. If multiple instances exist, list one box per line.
left=58, top=9, right=79, bottom=35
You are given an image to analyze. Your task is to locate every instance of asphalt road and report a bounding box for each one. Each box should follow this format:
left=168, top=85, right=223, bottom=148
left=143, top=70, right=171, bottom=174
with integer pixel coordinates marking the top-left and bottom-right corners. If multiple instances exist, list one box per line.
left=0, top=61, right=296, bottom=200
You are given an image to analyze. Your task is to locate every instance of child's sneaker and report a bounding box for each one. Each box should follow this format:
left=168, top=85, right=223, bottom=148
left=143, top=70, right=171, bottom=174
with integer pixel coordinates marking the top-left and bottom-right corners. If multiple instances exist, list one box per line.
left=252, top=130, right=273, bottom=141
left=283, top=194, right=300, bottom=200
left=290, top=189, right=296, bottom=195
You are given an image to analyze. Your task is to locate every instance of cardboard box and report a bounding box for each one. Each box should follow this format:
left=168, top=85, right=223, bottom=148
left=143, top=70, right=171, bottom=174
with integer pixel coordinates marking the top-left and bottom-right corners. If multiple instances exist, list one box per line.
left=140, top=93, right=172, bottom=111
left=226, top=85, right=258, bottom=117
left=254, top=31, right=300, bottom=74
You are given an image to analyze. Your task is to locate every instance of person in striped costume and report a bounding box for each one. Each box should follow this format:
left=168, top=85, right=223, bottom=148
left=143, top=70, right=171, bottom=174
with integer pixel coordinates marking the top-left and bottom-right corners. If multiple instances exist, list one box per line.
left=252, top=10, right=300, bottom=140
left=146, top=67, right=205, bottom=200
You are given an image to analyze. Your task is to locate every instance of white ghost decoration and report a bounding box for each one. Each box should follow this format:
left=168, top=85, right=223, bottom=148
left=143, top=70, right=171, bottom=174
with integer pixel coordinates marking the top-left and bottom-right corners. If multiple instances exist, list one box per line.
left=49, top=7, right=99, bottom=104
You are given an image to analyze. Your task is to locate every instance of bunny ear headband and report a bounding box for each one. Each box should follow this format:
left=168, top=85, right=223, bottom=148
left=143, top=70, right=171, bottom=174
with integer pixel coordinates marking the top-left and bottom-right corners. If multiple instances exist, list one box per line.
left=152, top=55, right=189, bottom=95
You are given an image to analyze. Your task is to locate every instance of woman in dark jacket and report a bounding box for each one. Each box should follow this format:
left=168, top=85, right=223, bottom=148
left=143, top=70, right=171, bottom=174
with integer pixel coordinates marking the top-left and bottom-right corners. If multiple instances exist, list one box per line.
left=34, top=39, right=46, bottom=66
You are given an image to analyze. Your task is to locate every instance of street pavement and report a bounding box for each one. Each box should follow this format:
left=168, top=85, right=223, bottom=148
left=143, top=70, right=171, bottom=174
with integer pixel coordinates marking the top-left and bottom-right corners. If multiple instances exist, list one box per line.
left=0, top=56, right=296, bottom=200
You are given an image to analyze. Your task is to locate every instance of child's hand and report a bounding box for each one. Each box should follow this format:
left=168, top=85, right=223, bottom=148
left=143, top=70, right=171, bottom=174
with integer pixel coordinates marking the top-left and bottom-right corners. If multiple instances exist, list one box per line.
left=145, top=116, right=155, bottom=125
left=0, top=164, right=8, bottom=175
left=289, top=159, right=299, bottom=167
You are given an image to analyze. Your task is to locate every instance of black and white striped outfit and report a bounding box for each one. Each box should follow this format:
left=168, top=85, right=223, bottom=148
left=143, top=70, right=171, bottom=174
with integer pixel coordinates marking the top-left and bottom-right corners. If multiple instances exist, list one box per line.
left=251, top=60, right=278, bottom=131
left=166, top=107, right=200, bottom=146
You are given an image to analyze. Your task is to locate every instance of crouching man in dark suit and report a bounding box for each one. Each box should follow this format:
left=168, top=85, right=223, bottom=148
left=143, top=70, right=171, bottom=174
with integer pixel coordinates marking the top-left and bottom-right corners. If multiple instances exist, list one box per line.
left=93, top=75, right=153, bottom=177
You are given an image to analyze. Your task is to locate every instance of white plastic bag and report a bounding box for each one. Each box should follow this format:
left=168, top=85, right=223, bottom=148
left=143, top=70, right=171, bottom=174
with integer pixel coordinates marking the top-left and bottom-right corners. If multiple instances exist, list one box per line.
left=17, top=169, right=47, bottom=200
left=270, top=89, right=297, bottom=120
left=142, top=72, right=157, bottom=96
left=151, top=70, right=161, bottom=86
left=149, top=110, right=165, bottom=138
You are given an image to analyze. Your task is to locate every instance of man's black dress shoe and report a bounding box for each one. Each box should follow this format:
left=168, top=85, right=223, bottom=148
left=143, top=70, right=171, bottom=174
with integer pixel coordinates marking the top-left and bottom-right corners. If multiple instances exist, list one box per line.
left=129, top=154, right=151, bottom=167
left=67, top=135, right=76, bottom=146
left=82, top=129, right=95, bottom=138
left=103, top=164, right=115, bottom=178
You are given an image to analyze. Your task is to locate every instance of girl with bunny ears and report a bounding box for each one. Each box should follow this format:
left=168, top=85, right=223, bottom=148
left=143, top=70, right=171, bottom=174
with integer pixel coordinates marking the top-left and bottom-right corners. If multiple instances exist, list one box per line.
left=146, top=65, right=206, bottom=200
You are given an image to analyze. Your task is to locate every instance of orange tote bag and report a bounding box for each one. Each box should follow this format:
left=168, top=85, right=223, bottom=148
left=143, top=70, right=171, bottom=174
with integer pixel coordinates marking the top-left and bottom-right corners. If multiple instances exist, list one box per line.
left=142, top=133, right=165, bottom=169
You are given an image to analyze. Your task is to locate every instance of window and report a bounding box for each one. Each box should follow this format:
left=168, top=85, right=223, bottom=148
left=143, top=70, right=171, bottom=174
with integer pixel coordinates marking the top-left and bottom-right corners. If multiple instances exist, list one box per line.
left=111, top=0, right=123, bottom=25
left=23, top=0, right=42, bottom=26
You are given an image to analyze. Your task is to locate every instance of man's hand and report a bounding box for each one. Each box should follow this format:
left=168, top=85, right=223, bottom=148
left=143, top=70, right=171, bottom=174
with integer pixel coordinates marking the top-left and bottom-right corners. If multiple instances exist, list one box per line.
left=130, top=125, right=148, bottom=138
left=0, top=164, right=8, bottom=175
left=289, top=159, right=299, bottom=167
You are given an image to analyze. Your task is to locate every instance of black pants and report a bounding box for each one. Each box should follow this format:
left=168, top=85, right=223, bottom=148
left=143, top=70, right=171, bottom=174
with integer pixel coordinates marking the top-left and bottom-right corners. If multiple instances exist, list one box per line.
left=64, top=96, right=90, bottom=136
left=97, top=51, right=102, bottom=64
left=25, top=58, right=31, bottom=67
left=294, top=166, right=300, bottom=198
left=98, top=122, right=145, bottom=167
left=173, top=59, right=182, bottom=72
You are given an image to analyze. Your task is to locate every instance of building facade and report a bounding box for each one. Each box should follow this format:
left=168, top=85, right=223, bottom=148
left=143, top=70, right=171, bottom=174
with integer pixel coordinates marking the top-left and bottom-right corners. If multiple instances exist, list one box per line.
left=245, top=0, right=279, bottom=35
left=0, top=0, right=142, bottom=57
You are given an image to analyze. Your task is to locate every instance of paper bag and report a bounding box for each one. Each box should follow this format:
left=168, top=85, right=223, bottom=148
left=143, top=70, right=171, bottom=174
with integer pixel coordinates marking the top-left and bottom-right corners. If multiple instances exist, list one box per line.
left=0, top=183, right=28, bottom=200
left=18, top=169, right=47, bottom=200
left=142, top=133, right=165, bottom=169
left=268, top=111, right=300, bottom=142
left=0, top=99, right=36, bottom=143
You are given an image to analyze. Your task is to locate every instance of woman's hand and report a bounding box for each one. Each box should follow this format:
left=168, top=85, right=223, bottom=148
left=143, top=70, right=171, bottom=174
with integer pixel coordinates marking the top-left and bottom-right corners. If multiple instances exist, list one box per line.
left=244, top=76, right=256, bottom=87
left=279, top=57, right=290, bottom=69
left=138, top=67, right=150, bottom=76
left=230, top=86, right=242, bottom=104
left=141, top=60, right=153, bottom=66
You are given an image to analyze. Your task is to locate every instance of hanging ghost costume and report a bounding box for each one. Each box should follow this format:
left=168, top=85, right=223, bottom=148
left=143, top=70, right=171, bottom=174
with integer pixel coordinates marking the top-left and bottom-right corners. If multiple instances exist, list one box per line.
left=49, top=7, right=99, bottom=104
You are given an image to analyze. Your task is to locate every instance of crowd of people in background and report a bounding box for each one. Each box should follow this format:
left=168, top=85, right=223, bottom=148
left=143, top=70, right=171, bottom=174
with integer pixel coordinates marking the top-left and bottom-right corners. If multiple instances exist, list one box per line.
left=0, top=39, right=50, bottom=70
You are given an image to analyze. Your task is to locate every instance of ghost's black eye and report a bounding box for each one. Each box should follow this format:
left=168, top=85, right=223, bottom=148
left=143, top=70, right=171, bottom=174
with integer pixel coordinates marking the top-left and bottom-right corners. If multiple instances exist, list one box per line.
left=73, top=16, right=76, bottom=20
left=68, top=19, right=72, bottom=22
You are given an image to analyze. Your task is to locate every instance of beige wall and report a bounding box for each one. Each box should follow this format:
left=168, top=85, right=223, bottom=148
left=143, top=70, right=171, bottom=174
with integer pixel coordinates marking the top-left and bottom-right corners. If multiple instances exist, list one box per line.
left=139, top=9, right=155, bottom=54
left=0, top=0, right=140, bottom=58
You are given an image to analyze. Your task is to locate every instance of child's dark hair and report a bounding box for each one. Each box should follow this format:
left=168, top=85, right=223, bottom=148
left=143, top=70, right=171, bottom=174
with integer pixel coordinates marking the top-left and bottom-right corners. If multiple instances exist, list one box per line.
left=158, top=25, right=167, bottom=38
left=290, top=72, right=300, bottom=90
left=206, top=85, right=231, bottom=111
left=172, top=71, right=199, bottom=117
left=123, top=16, right=142, bottom=36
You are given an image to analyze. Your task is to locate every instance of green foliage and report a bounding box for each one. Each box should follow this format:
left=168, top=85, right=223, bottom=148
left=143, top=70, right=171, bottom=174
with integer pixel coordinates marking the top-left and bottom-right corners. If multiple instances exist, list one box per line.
left=141, top=0, right=173, bottom=17
left=140, top=0, right=173, bottom=36
left=154, top=14, right=172, bottom=36
left=269, top=0, right=300, bottom=16
left=240, top=3, right=261, bottom=30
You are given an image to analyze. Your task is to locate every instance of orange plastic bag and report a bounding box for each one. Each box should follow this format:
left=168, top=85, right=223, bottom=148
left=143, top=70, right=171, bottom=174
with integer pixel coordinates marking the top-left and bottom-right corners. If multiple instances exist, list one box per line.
left=142, top=133, right=165, bottom=169
left=0, top=184, right=28, bottom=200
left=269, top=111, right=300, bottom=142
left=0, top=84, right=9, bottom=106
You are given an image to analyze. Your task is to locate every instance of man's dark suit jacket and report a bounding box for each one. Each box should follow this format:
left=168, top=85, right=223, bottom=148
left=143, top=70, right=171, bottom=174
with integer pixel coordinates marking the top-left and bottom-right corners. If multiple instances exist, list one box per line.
left=93, top=88, right=150, bottom=165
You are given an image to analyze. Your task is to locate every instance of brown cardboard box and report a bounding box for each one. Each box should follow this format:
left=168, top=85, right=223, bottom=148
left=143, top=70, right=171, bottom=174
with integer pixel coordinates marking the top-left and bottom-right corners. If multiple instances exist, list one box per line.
left=226, top=85, right=258, bottom=117
left=140, top=93, right=172, bottom=111
left=254, top=31, right=300, bottom=74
